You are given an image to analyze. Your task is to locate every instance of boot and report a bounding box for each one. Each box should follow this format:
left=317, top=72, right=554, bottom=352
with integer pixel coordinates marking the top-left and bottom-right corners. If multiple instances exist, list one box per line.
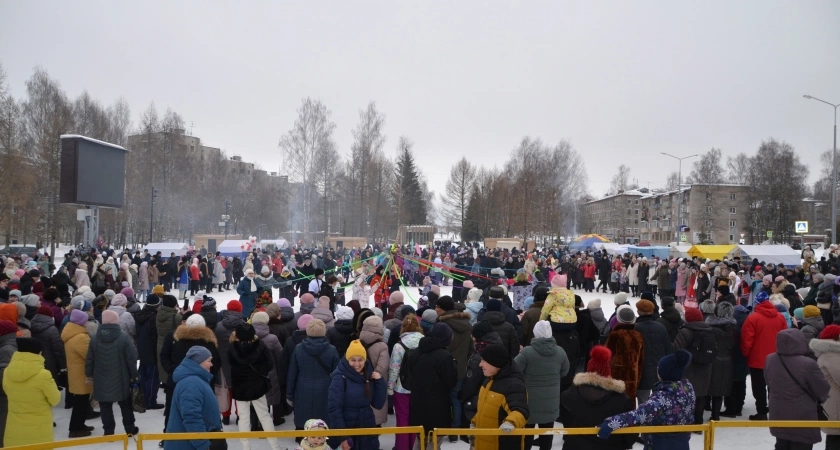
left=720, top=409, right=741, bottom=418
left=748, top=413, right=767, bottom=421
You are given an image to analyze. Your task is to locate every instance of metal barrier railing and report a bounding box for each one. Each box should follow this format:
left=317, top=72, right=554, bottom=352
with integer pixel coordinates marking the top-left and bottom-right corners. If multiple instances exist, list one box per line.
left=709, top=420, right=840, bottom=449
left=4, top=434, right=130, bottom=450
left=431, top=425, right=711, bottom=450
left=136, top=426, right=426, bottom=450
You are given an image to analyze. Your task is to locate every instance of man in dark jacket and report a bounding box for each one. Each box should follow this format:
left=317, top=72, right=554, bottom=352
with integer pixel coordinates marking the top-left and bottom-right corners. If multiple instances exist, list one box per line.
left=477, top=286, right=522, bottom=340
left=437, top=300, right=473, bottom=435
left=656, top=297, right=684, bottom=342
left=406, top=322, right=457, bottom=449
left=466, top=298, right=519, bottom=358
left=135, top=294, right=163, bottom=410
left=633, top=299, right=672, bottom=404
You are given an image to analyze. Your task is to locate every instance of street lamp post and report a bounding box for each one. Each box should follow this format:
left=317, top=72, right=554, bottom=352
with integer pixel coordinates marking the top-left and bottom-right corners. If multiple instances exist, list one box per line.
left=804, top=95, right=839, bottom=245
left=661, top=153, right=698, bottom=243
left=149, top=186, right=158, bottom=243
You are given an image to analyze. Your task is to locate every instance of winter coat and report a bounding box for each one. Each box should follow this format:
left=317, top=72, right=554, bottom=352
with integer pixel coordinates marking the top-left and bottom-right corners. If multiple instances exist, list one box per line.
left=675, top=267, right=688, bottom=297
left=484, top=310, right=520, bottom=358
left=600, top=379, right=696, bottom=450
left=520, top=300, right=544, bottom=346
left=253, top=322, right=283, bottom=405
left=438, top=310, right=473, bottom=380
left=656, top=306, right=683, bottom=342
left=765, top=329, right=830, bottom=445
left=634, top=315, right=672, bottom=391
left=513, top=337, right=568, bottom=423
left=162, top=325, right=221, bottom=389
left=741, top=301, right=788, bottom=369
left=461, top=333, right=503, bottom=421
left=706, top=317, right=737, bottom=397
left=477, top=302, right=522, bottom=339
left=560, top=372, right=636, bottom=450
left=605, top=323, right=644, bottom=400
left=73, top=269, right=90, bottom=289
left=540, top=287, right=577, bottom=324
left=311, top=307, right=336, bottom=328
left=106, top=305, right=136, bottom=343
left=407, top=335, right=458, bottom=432
left=328, top=359, right=387, bottom=450
left=387, top=331, right=423, bottom=394
left=627, top=263, right=639, bottom=286
left=672, top=321, right=714, bottom=398
left=199, top=308, right=218, bottom=331
left=2, top=352, right=61, bottom=448
left=276, top=305, right=296, bottom=339
left=61, top=322, right=92, bottom=395
left=359, top=319, right=389, bottom=424
left=236, top=277, right=258, bottom=317
left=291, top=303, right=316, bottom=335
left=30, top=313, right=66, bottom=380
left=85, top=323, right=139, bottom=402
left=278, top=330, right=305, bottom=388
left=509, top=281, right=535, bottom=312
left=590, top=306, right=611, bottom=342
left=287, top=336, right=340, bottom=428
left=327, top=319, right=355, bottom=358
left=156, top=305, right=182, bottom=383
left=228, top=339, right=273, bottom=401
left=801, top=316, right=826, bottom=345
left=214, top=310, right=244, bottom=386
left=656, top=265, right=671, bottom=291
left=472, top=362, right=529, bottom=450
left=165, top=358, right=222, bottom=450
left=134, top=307, right=158, bottom=366
left=465, top=301, right=483, bottom=325
left=212, top=260, right=224, bottom=285
left=810, top=338, right=840, bottom=435
left=0, top=333, right=13, bottom=446
left=138, top=264, right=149, bottom=291
left=267, top=315, right=290, bottom=347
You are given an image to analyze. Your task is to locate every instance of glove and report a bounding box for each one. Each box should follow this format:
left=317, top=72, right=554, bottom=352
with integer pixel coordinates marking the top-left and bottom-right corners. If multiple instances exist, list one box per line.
left=499, top=422, right=515, bottom=433
left=597, top=421, right=614, bottom=440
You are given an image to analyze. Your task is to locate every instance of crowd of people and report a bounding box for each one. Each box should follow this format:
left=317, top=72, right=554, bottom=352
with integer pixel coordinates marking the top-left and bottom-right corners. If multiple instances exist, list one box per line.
left=1, top=242, right=840, bottom=450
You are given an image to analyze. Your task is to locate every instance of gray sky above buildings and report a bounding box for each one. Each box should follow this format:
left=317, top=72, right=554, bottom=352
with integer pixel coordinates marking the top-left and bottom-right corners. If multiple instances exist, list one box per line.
left=1, top=1, right=839, bottom=199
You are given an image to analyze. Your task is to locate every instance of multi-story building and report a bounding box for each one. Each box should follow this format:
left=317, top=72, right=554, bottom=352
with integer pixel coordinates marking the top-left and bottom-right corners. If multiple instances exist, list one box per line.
left=583, top=184, right=751, bottom=245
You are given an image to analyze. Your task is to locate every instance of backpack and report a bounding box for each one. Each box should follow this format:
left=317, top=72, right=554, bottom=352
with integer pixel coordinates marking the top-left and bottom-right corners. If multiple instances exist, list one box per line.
left=396, top=341, right=418, bottom=390
left=691, top=329, right=717, bottom=364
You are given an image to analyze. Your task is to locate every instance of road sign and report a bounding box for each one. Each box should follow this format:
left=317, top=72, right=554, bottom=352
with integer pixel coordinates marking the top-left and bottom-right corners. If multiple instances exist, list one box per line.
left=766, top=230, right=773, bottom=239
left=740, top=233, right=745, bottom=238
left=795, top=221, right=808, bottom=234
left=680, top=233, right=687, bottom=242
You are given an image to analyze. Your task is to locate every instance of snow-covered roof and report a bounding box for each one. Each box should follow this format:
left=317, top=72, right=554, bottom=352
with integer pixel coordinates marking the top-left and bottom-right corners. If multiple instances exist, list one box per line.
left=60, top=134, right=128, bottom=152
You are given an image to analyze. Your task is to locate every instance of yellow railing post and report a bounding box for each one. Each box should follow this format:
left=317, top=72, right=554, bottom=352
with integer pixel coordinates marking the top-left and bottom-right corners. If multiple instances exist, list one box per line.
left=3, top=434, right=129, bottom=450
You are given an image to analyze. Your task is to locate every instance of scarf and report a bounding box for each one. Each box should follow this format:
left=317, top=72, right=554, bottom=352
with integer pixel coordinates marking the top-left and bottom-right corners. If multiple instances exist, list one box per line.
left=249, top=276, right=257, bottom=292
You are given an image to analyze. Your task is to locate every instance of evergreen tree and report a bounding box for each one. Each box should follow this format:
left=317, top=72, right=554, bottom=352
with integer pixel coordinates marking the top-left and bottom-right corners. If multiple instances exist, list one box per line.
left=395, top=137, right=427, bottom=226
left=461, top=185, right=484, bottom=241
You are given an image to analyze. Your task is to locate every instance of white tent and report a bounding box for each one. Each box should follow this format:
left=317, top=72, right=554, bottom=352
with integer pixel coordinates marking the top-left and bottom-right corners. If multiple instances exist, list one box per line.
left=669, top=245, right=692, bottom=259
left=217, top=240, right=250, bottom=256
left=596, top=243, right=623, bottom=253
left=260, top=239, right=289, bottom=250
left=735, top=245, right=802, bottom=266
left=143, top=242, right=189, bottom=257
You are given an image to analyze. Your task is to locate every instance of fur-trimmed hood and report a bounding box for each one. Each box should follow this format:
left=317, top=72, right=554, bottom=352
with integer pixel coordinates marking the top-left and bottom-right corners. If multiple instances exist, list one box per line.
left=174, top=324, right=218, bottom=345
left=573, top=372, right=626, bottom=394
left=809, top=338, right=840, bottom=356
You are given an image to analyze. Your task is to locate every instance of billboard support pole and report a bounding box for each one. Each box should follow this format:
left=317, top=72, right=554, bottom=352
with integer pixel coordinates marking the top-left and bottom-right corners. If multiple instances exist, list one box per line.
left=84, top=206, right=99, bottom=250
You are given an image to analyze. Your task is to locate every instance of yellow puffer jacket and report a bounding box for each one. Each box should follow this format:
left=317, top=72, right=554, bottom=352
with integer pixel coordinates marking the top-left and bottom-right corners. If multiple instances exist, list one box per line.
left=3, top=351, right=61, bottom=447
left=472, top=363, right=529, bottom=450
left=539, top=287, right=577, bottom=324
left=61, top=322, right=92, bottom=395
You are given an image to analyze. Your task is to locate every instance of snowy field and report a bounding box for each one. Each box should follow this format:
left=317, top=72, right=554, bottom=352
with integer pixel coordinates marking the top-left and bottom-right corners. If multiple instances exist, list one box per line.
left=48, top=283, right=791, bottom=449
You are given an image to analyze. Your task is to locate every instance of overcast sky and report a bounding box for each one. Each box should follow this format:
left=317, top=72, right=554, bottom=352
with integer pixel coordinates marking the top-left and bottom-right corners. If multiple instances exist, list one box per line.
left=1, top=1, right=839, bottom=199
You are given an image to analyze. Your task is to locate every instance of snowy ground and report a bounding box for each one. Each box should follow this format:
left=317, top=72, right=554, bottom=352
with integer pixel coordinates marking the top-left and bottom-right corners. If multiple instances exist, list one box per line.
left=49, top=283, right=791, bottom=449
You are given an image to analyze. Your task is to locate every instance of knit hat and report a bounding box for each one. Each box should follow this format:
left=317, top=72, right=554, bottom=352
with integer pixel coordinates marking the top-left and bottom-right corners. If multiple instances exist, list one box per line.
left=44, top=288, right=59, bottom=302
left=793, top=308, right=805, bottom=321
left=430, top=285, right=441, bottom=296
left=533, top=320, right=552, bottom=339
left=467, top=288, right=482, bottom=303
left=0, top=320, right=17, bottom=336
left=186, top=314, right=206, bottom=327
left=306, top=318, right=327, bottom=337
left=551, top=274, right=567, bottom=288
left=103, top=289, right=116, bottom=300
left=820, top=324, right=840, bottom=341
left=145, top=294, right=161, bottom=306
left=16, top=337, right=42, bottom=354
left=616, top=305, right=635, bottom=324
left=300, top=293, right=315, bottom=304
left=227, top=300, right=243, bottom=313
left=370, top=307, right=383, bottom=319
left=640, top=291, right=655, bottom=302
left=463, top=280, right=474, bottom=289
left=252, top=311, right=270, bottom=325
left=278, top=298, right=292, bottom=308
left=636, top=299, right=654, bottom=315
left=110, top=293, right=128, bottom=307
left=8, top=290, right=20, bottom=300
left=803, top=305, right=821, bottom=319
left=401, top=305, right=416, bottom=317
left=186, top=346, right=212, bottom=365
left=774, top=303, right=789, bottom=313
left=472, top=320, right=493, bottom=340
left=587, top=345, right=612, bottom=378
left=661, top=297, right=676, bottom=309
left=480, top=343, right=510, bottom=368
left=69, top=310, right=88, bottom=327
left=76, top=286, right=91, bottom=295
left=487, top=299, right=502, bottom=312
left=102, top=310, right=120, bottom=324
left=436, top=296, right=455, bottom=312
left=83, top=290, right=96, bottom=302
left=763, top=275, right=773, bottom=283
left=715, top=301, right=734, bottom=320
left=755, top=292, right=770, bottom=304
left=390, top=291, right=404, bottom=304
left=587, top=299, right=602, bottom=309
left=345, top=339, right=366, bottom=361
left=36, top=305, right=53, bottom=317
left=430, top=322, right=453, bottom=347
left=120, top=287, right=135, bottom=298
left=201, top=297, right=217, bottom=310
left=422, top=309, right=439, bottom=324
left=488, top=286, right=505, bottom=299
left=23, top=295, right=40, bottom=307
left=297, top=314, right=314, bottom=331
left=614, top=292, right=628, bottom=306
left=235, top=322, right=256, bottom=341
left=684, top=307, right=703, bottom=323
left=658, top=349, right=692, bottom=381
left=699, top=299, right=716, bottom=315
left=336, top=306, right=354, bottom=321
left=162, top=295, right=178, bottom=308
left=717, top=285, right=730, bottom=296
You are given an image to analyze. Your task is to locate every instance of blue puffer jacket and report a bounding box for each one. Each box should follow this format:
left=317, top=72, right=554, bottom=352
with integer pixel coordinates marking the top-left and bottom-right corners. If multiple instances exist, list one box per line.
left=287, top=336, right=339, bottom=428
left=165, top=358, right=221, bottom=450
left=328, top=359, right=387, bottom=450
left=235, top=277, right=257, bottom=317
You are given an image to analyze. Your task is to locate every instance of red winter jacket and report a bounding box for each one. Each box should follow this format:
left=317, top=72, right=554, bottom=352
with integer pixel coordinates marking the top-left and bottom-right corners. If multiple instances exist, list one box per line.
left=740, top=301, right=787, bottom=369
left=583, top=264, right=596, bottom=280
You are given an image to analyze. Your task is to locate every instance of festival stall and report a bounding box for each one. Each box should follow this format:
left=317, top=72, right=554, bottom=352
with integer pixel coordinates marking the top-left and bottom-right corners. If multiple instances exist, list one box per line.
left=628, top=245, right=670, bottom=260
left=143, top=242, right=189, bottom=257
left=260, top=238, right=289, bottom=251
left=570, top=234, right=611, bottom=251
left=687, top=244, right=738, bottom=261
left=733, top=245, right=802, bottom=267
left=217, top=239, right=253, bottom=257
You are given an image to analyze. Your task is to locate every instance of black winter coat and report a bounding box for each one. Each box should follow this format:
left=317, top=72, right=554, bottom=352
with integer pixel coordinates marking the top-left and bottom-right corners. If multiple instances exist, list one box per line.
left=706, top=317, right=737, bottom=397
left=634, top=315, right=673, bottom=390
left=560, top=372, right=636, bottom=450
left=327, top=319, right=355, bottom=358
left=657, top=307, right=684, bottom=342
left=199, top=309, right=219, bottom=330
left=406, top=336, right=458, bottom=433
left=228, top=340, right=273, bottom=401
left=575, top=309, right=601, bottom=360
left=267, top=317, right=291, bottom=347
left=477, top=302, right=522, bottom=341
left=483, top=311, right=520, bottom=358
left=460, top=333, right=503, bottom=421
left=278, top=329, right=306, bottom=387
left=134, top=307, right=158, bottom=366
